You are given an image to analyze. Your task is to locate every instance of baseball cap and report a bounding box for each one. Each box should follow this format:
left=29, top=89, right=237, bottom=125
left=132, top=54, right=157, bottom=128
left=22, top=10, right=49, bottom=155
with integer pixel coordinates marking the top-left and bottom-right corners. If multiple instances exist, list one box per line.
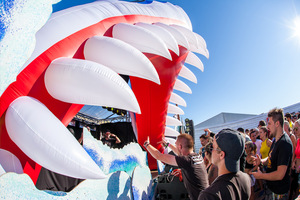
left=215, top=128, right=245, bottom=172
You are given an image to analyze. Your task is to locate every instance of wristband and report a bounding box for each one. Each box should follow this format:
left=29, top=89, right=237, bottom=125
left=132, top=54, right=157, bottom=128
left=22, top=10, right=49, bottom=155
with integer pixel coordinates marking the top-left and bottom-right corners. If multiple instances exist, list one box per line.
left=165, top=142, right=169, bottom=148
left=144, top=141, right=149, bottom=148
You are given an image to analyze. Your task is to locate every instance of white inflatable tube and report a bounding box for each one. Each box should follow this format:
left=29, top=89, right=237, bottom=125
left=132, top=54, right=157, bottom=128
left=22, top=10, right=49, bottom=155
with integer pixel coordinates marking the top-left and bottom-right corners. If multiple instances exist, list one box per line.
left=164, top=127, right=180, bottom=137
left=179, top=65, right=197, bottom=83
left=190, top=45, right=209, bottom=59
left=170, top=24, right=199, bottom=50
left=154, top=22, right=190, bottom=50
left=169, top=92, right=187, bottom=107
left=166, top=116, right=182, bottom=126
left=135, top=22, right=179, bottom=56
left=173, top=79, right=192, bottom=94
left=84, top=36, right=160, bottom=85
left=185, top=52, right=204, bottom=72
left=170, top=25, right=209, bottom=59
left=189, top=32, right=209, bottom=58
left=45, top=57, right=141, bottom=114
left=0, top=149, right=23, bottom=174
left=167, top=103, right=184, bottom=115
left=193, top=32, right=207, bottom=49
left=112, top=23, right=172, bottom=60
left=5, top=96, right=106, bottom=179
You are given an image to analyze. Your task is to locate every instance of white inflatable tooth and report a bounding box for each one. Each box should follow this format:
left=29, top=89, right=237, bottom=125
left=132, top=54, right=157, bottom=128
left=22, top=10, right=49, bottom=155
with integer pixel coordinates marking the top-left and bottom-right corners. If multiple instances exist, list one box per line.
left=154, top=22, right=190, bottom=50
left=205, top=49, right=210, bottom=59
left=5, top=96, right=106, bottom=179
left=167, top=103, right=184, bottom=115
left=45, top=57, right=141, bottom=114
left=185, top=52, right=204, bottom=72
left=170, top=92, right=187, bottom=107
left=174, top=79, right=192, bottom=94
left=166, top=116, right=182, bottom=126
left=164, top=127, right=180, bottom=137
left=112, top=23, right=172, bottom=60
left=170, top=24, right=199, bottom=49
left=135, top=22, right=179, bottom=56
left=193, top=32, right=207, bottom=49
left=179, top=65, right=197, bottom=83
left=84, top=36, right=160, bottom=85
left=190, top=32, right=209, bottom=58
left=189, top=45, right=209, bottom=59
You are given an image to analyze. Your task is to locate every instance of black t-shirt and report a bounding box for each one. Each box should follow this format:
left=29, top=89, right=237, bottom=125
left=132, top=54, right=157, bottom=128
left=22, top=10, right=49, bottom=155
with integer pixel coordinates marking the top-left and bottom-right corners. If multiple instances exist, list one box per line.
left=198, top=171, right=251, bottom=200
left=175, top=153, right=208, bottom=200
left=266, top=133, right=293, bottom=194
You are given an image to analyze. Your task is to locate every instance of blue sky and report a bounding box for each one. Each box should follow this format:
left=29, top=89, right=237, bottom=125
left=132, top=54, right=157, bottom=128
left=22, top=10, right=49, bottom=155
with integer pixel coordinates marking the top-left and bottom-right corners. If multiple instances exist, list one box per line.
left=167, top=0, right=300, bottom=125
left=53, top=0, right=300, bottom=125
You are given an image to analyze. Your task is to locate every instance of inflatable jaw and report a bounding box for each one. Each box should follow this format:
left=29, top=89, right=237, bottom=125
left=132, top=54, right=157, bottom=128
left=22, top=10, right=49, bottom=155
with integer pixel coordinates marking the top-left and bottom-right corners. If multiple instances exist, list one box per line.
left=0, top=0, right=209, bottom=176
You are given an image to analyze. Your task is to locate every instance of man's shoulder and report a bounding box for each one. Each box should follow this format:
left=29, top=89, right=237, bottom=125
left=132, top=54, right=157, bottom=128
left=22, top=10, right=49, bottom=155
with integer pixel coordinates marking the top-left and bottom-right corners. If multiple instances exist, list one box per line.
left=211, top=172, right=250, bottom=189
left=198, top=189, right=219, bottom=200
left=198, top=176, right=229, bottom=199
left=278, top=133, right=293, bottom=148
left=199, top=172, right=250, bottom=199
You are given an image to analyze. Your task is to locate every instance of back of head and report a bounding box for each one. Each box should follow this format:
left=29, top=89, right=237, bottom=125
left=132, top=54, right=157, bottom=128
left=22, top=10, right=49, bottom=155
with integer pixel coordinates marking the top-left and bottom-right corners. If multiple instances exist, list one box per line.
left=200, top=134, right=209, bottom=140
left=237, top=127, right=244, bottom=133
left=178, top=133, right=194, bottom=150
left=215, top=128, right=245, bottom=172
left=268, top=108, right=284, bottom=128
left=258, top=120, right=266, bottom=127
left=204, top=142, right=213, bottom=157
left=285, top=113, right=292, bottom=120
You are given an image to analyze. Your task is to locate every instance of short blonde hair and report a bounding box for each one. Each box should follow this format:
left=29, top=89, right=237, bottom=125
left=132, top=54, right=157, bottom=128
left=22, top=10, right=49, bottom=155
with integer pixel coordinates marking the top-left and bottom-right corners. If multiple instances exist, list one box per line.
left=177, top=134, right=194, bottom=150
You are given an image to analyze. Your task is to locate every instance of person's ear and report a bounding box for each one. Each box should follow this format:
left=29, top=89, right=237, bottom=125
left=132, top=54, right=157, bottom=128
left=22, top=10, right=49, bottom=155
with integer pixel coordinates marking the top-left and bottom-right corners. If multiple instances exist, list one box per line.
left=179, top=144, right=183, bottom=150
left=220, top=151, right=225, bottom=159
left=275, top=121, right=280, bottom=127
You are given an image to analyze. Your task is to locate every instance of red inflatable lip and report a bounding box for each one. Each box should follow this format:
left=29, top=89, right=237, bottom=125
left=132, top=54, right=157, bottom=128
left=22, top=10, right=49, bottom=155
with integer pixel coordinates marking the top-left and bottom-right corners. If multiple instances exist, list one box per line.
left=0, top=1, right=205, bottom=183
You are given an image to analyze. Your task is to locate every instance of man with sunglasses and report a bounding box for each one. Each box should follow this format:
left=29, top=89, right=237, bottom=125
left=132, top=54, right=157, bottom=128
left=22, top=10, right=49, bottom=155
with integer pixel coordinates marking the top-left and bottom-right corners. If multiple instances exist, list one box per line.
left=198, top=128, right=251, bottom=200
left=251, top=108, right=293, bottom=200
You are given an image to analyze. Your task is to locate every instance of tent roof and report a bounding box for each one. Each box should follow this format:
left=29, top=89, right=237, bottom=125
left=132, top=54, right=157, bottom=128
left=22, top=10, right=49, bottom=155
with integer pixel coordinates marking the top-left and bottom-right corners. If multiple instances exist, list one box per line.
left=79, top=105, right=113, bottom=120
left=195, top=112, right=256, bottom=129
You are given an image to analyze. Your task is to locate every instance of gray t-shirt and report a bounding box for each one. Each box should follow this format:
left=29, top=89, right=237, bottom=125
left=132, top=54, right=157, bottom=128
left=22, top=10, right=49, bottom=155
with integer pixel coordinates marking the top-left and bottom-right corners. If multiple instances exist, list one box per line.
left=175, top=153, right=208, bottom=200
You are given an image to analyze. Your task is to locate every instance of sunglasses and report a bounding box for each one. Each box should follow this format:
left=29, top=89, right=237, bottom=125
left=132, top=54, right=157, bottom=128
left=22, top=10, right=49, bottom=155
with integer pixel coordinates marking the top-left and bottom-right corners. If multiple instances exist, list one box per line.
left=209, top=147, right=222, bottom=152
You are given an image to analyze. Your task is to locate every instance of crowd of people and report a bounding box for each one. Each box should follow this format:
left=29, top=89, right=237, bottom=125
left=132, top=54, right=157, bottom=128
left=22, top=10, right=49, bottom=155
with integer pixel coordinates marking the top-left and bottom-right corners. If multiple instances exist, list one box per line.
left=144, top=108, right=300, bottom=200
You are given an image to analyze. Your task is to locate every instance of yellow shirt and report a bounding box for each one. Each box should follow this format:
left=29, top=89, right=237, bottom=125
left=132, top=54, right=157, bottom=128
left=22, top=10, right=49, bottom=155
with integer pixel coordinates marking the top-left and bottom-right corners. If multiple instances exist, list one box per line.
left=260, top=139, right=270, bottom=159
left=289, top=121, right=293, bottom=129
